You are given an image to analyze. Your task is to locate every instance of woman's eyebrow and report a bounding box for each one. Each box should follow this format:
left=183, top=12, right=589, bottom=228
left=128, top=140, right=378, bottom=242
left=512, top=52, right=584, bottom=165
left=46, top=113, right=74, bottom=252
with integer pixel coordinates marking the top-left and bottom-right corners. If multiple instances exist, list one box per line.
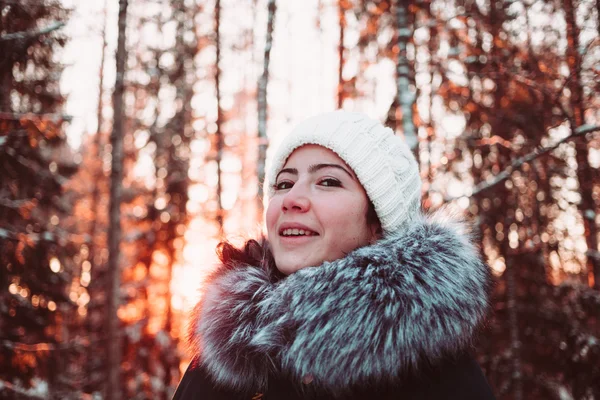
left=309, top=163, right=354, bottom=179
left=275, top=167, right=297, bottom=182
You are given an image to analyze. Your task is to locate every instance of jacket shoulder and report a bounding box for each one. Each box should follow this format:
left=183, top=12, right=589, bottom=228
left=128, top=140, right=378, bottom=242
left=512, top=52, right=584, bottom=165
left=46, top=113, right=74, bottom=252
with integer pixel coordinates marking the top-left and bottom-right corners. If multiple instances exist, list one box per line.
left=173, top=355, right=495, bottom=400
left=172, top=359, right=251, bottom=400
left=401, top=354, right=496, bottom=400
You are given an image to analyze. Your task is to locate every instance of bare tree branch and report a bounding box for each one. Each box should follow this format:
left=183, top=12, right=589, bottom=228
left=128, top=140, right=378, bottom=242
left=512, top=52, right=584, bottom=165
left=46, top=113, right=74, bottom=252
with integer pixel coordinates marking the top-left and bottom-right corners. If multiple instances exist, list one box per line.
left=0, top=21, right=65, bottom=41
left=444, top=124, right=600, bottom=202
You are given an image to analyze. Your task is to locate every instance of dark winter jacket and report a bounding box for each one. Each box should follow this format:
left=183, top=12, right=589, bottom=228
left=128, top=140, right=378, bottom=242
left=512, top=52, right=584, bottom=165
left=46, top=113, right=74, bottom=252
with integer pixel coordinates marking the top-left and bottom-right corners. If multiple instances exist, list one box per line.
left=173, top=211, right=496, bottom=399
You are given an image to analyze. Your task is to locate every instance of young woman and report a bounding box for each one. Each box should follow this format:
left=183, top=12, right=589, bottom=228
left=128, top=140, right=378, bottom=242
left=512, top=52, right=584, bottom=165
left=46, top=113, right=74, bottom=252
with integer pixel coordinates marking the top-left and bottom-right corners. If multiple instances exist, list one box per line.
left=173, top=111, right=496, bottom=399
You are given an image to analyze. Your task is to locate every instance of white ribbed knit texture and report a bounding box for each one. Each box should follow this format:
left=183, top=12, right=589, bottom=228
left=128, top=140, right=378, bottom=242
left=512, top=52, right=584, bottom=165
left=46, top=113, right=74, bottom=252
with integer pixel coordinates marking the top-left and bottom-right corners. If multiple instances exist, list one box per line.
left=265, top=110, right=421, bottom=235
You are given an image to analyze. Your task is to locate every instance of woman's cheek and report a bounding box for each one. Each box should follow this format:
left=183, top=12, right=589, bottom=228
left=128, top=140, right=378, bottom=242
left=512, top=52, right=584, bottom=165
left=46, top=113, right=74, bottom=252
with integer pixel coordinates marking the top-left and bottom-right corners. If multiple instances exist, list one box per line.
left=265, top=199, right=279, bottom=236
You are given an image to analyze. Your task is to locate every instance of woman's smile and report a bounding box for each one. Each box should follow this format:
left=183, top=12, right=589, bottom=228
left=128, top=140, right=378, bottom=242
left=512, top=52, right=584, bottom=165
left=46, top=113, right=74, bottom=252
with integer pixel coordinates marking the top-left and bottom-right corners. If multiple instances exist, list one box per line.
left=278, top=222, right=319, bottom=237
left=280, top=229, right=317, bottom=237
left=277, top=222, right=320, bottom=251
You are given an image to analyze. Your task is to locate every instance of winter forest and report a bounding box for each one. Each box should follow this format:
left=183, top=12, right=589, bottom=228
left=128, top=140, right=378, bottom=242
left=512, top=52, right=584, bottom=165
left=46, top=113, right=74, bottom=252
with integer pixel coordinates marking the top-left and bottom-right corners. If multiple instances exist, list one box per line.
left=1, top=0, right=599, bottom=398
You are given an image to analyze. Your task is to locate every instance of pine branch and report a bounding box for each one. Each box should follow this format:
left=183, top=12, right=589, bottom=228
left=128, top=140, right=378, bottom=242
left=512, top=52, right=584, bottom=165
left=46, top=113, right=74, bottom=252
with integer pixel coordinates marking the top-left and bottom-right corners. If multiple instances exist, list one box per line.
left=1, top=337, right=97, bottom=352
left=0, top=111, right=72, bottom=122
left=529, top=375, right=575, bottom=400
left=0, top=197, right=36, bottom=210
left=0, top=21, right=65, bottom=42
left=3, top=146, right=68, bottom=186
left=2, top=340, right=56, bottom=352
left=0, top=227, right=90, bottom=245
left=588, top=250, right=600, bottom=261
left=0, top=228, right=53, bottom=242
left=445, top=124, right=600, bottom=202
left=0, top=380, right=47, bottom=399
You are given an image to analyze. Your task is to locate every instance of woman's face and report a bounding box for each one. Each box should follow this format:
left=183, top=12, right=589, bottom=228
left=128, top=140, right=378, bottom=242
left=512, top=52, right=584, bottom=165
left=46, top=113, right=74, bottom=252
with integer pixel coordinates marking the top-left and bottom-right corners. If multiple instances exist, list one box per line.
left=266, top=145, right=379, bottom=275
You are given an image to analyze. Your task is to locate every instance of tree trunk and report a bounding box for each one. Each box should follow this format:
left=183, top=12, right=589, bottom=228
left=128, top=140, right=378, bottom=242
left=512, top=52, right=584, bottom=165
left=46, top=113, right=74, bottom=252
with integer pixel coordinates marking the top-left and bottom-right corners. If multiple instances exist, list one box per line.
left=563, top=0, right=599, bottom=289
left=505, top=251, right=523, bottom=400
left=95, top=2, right=108, bottom=142
left=86, top=0, right=108, bottom=391
left=162, top=0, right=196, bottom=395
left=257, top=0, right=276, bottom=215
left=395, top=0, right=417, bottom=152
left=425, top=2, right=438, bottom=192
left=0, top=68, right=11, bottom=111
left=490, top=0, right=522, bottom=397
left=106, top=0, right=128, bottom=399
left=337, top=0, right=346, bottom=109
left=215, top=0, right=224, bottom=232
left=597, top=0, right=600, bottom=37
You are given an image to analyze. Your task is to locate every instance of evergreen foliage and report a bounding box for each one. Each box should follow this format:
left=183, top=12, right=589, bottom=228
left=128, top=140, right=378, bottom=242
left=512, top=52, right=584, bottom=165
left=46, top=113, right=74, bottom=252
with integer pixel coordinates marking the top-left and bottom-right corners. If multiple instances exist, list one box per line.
left=0, top=0, right=598, bottom=398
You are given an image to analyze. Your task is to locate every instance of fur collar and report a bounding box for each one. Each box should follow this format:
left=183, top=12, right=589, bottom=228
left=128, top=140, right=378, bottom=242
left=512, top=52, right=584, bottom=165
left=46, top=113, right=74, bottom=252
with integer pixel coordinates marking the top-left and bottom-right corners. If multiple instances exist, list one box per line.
left=189, top=210, right=491, bottom=394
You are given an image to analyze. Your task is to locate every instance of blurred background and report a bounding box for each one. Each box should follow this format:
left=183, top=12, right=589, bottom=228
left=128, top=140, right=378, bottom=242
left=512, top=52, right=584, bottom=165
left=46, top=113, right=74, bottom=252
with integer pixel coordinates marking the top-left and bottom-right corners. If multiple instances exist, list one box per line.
left=1, top=0, right=599, bottom=398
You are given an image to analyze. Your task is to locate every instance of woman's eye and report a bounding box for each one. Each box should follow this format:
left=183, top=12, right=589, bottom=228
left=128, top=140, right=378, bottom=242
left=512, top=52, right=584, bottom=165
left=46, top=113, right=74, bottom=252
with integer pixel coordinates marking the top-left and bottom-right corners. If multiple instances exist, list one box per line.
left=319, top=178, right=342, bottom=187
left=274, top=181, right=293, bottom=190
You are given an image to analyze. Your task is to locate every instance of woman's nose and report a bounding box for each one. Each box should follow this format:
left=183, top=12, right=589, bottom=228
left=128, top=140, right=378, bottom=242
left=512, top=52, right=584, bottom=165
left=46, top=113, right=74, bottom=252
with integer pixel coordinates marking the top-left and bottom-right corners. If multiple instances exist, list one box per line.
left=281, top=184, right=310, bottom=212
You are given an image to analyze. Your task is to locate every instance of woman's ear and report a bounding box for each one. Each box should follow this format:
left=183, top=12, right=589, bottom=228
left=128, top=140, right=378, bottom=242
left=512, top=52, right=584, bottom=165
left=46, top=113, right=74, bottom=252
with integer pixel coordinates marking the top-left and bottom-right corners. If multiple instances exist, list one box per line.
left=369, top=222, right=383, bottom=243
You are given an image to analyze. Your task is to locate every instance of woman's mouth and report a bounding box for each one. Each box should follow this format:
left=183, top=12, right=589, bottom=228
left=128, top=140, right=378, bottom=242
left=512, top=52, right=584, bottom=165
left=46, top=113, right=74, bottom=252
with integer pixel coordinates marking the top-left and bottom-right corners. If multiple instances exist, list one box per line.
left=280, top=228, right=319, bottom=237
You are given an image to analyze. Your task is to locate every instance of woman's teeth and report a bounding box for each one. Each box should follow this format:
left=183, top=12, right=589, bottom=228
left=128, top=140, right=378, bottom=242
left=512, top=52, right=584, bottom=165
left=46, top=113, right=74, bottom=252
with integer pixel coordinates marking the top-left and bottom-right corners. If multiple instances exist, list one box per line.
left=281, top=228, right=317, bottom=236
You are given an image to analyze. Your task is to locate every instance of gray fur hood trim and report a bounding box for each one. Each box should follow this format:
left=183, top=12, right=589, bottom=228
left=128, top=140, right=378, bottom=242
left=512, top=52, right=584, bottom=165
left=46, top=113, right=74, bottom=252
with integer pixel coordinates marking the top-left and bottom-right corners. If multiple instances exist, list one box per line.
left=190, top=210, right=491, bottom=393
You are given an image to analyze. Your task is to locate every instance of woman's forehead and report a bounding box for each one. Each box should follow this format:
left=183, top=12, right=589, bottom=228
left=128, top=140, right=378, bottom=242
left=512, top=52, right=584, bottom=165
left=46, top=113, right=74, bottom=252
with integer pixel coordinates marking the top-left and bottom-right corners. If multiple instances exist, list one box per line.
left=278, top=145, right=360, bottom=184
left=282, top=144, right=348, bottom=168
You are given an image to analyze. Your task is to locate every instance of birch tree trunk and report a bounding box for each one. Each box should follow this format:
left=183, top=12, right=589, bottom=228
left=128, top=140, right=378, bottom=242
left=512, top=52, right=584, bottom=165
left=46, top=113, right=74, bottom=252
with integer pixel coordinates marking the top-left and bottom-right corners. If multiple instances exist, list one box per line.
left=337, top=0, right=346, bottom=109
left=215, top=0, right=224, bottom=231
left=106, top=0, right=128, bottom=398
left=395, top=0, right=417, bottom=152
left=563, top=0, right=599, bottom=289
left=257, top=0, right=276, bottom=215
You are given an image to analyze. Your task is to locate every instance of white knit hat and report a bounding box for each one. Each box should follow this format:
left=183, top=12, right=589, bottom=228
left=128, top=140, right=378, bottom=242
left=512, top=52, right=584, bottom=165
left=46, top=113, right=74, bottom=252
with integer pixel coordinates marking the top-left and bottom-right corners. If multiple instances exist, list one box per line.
left=266, top=110, right=422, bottom=235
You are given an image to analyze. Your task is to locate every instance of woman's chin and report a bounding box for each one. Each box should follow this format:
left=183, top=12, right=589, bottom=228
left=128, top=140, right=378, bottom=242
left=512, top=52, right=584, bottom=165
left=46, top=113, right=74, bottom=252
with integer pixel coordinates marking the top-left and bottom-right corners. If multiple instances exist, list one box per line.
left=275, top=257, right=322, bottom=275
